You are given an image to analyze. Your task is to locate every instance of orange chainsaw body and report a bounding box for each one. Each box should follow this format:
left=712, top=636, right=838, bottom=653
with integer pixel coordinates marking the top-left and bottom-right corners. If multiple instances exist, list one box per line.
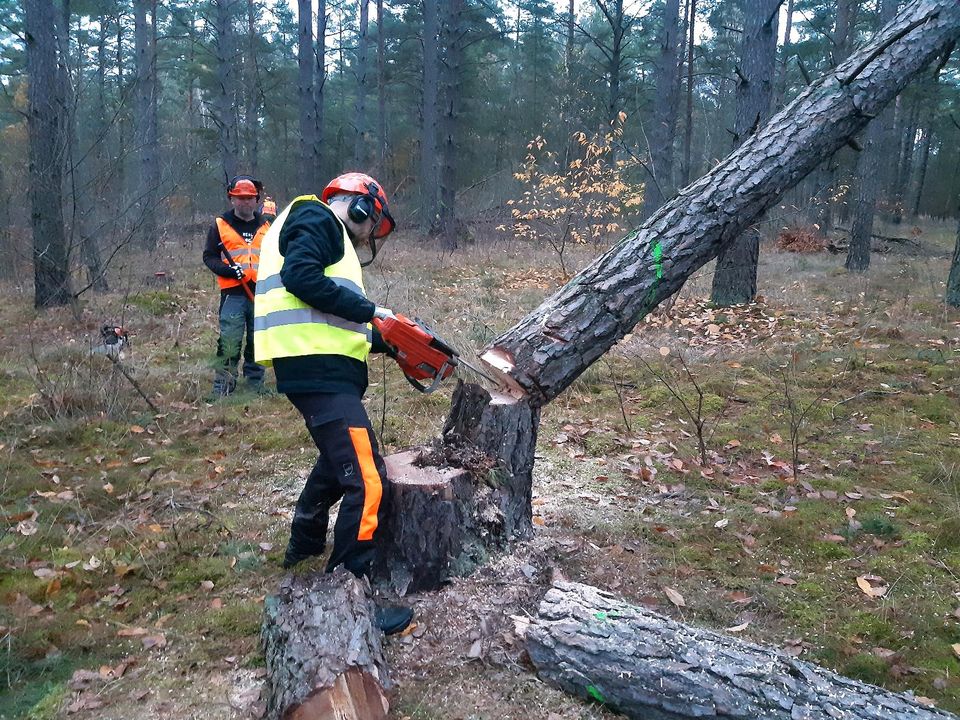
left=372, top=313, right=458, bottom=393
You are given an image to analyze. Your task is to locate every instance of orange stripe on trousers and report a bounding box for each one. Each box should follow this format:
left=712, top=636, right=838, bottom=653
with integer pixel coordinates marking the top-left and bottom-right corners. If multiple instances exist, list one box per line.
left=348, top=426, right=383, bottom=542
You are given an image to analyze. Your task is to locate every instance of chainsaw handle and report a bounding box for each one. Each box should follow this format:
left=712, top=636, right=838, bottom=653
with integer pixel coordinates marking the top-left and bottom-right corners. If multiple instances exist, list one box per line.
left=218, top=243, right=255, bottom=301
left=403, top=359, right=454, bottom=394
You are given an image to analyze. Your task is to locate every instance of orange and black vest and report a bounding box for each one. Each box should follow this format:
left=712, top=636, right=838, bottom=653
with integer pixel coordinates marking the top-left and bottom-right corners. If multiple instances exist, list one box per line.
left=215, top=217, right=270, bottom=291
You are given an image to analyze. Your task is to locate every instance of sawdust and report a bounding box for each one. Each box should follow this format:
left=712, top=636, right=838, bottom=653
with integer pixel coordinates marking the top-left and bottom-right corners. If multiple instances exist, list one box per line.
left=413, top=435, right=498, bottom=481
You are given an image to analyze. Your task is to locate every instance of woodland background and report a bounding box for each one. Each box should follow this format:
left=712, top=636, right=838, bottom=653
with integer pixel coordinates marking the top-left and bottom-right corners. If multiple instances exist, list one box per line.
left=3, top=1, right=960, bottom=719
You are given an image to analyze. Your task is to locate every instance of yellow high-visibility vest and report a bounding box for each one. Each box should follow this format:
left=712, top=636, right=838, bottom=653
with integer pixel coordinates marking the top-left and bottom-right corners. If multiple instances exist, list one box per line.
left=253, top=195, right=372, bottom=366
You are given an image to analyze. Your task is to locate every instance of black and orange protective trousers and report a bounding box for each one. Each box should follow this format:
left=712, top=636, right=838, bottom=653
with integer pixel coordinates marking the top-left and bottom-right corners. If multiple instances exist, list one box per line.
left=285, top=392, right=388, bottom=577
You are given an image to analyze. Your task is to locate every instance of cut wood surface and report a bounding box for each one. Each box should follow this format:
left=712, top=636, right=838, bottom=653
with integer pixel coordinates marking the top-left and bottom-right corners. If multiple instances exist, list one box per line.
left=479, top=0, right=960, bottom=407
left=261, top=569, right=390, bottom=720
left=526, top=581, right=957, bottom=720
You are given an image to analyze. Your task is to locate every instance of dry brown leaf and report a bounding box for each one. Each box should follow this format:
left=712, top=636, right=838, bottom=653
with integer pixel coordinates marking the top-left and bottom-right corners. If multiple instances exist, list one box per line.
left=132, top=456, right=151, bottom=465
left=856, top=575, right=888, bottom=598
left=662, top=586, right=685, bottom=607
left=951, top=643, right=960, bottom=660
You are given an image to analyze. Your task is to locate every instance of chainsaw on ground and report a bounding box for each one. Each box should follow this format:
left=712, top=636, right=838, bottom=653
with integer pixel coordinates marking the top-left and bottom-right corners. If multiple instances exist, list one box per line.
left=372, top=313, right=495, bottom=393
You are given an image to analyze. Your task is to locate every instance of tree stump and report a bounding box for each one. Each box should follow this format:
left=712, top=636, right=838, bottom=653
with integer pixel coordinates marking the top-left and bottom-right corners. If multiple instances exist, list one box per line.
left=525, top=581, right=957, bottom=720
left=373, top=381, right=539, bottom=595
left=261, top=569, right=390, bottom=720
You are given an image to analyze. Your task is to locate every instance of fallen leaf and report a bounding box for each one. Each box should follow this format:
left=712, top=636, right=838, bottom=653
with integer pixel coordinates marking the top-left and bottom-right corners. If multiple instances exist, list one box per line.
left=141, top=634, right=167, bottom=649
left=130, top=425, right=146, bottom=434
left=659, top=346, right=671, bottom=356
left=776, top=576, right=797, bottom=586
left=951, top=644, right=960, bottom=660
left=117, top=627, right=148, bottom=637
left=663, top=586, right=685, bottom=607
left=16, top=520, right=39, bottom=536
left=200, top=580, right=215, bottom=592
left=714, top=518, right=729, bottom=529
left=725, top=621, right=751, bottom=633
left=856, top=575, right=888, bottom=598
left=770, top=433, right=783, bottom=444
left=132, top=456, right=151, bottom=465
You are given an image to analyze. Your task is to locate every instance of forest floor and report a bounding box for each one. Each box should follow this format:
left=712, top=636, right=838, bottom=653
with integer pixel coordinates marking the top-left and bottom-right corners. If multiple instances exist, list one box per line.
left=1, top=218, right=960, bottom=720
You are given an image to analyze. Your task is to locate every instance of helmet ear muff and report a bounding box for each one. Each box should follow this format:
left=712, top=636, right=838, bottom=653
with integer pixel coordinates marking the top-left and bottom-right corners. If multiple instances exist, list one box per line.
left=347, top=184, right=381, bottom=225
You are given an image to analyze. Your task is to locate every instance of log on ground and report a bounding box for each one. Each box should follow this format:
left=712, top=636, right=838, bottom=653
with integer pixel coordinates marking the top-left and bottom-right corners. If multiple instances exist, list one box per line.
left=373, top=381, right=539, bottom=595
left=261, top=568, right=390, bottom=720
left=526, top=581, right=957, bottom=720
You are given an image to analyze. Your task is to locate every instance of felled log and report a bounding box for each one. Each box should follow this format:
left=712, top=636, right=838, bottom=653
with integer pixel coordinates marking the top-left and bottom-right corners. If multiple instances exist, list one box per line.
left=525, top=581, right=956, bottom=720
left=373, top=381, right=538, bottom=594
left=261, top=569, right=390, bottom=720
left=479, top=0, right=960, bottom=407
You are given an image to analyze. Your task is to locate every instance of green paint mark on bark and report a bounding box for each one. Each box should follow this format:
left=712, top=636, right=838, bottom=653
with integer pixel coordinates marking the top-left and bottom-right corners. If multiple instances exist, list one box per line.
left=587, top=684, right=605, bottom=703
left=594, top=611, right=608, bottom=621
left=653, top=240, right=664, bottom=279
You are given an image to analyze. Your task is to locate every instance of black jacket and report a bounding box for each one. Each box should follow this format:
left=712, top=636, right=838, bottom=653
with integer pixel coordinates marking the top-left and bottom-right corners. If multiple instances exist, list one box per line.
left=271, top=200, right=389, bottom=396
left=202, top=210, right=268, bottom=296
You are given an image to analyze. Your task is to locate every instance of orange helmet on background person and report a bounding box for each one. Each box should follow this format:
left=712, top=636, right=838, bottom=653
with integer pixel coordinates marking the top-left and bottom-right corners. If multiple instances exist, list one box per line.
left=227, top=175, right=263, bottom=199
left=321, top=172, right=396, bottom=240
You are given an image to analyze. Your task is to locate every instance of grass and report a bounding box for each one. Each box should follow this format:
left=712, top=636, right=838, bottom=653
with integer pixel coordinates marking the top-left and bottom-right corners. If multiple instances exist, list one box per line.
left=2, top=220, right=960, bottom=717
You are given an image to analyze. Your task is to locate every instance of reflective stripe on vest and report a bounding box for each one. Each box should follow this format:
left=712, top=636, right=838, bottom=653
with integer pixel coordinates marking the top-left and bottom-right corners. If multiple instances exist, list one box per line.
left=215, top=217, right=270, bottom=291
left=253, top=195, right=371, bottom=367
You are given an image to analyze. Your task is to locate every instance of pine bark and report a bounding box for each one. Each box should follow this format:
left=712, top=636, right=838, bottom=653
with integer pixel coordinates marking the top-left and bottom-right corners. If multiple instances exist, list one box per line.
left=25, top=0, right=71, bottom=308
left=526, top=581, right=959, bottom=720
left=478, top=0, right=960, bottom=407
left=376, top=0, right=387, bottom=175
left=315, top=0, right=326, bottom=178
left=261, top=569, right=390, bottom=720
left=710, top=0, right=779, bottom=306
left=680, top=0, right=696, bottom=187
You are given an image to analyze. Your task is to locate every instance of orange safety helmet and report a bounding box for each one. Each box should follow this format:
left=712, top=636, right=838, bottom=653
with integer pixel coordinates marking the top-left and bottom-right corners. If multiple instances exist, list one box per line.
left=227, top=175, right=263, bottom=199
left=321, top=172, right=396, bottom=240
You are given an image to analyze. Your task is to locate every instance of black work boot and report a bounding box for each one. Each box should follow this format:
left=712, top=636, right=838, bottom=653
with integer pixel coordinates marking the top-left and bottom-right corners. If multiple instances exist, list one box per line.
left=375, top=605, right=414, bottom=636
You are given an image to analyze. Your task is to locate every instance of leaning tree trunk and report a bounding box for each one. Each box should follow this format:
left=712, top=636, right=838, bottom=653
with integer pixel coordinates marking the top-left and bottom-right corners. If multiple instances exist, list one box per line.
left=261, top=569, right=390, bottom=720
left=374, top=0, right=960, bottom=593
left=477, top=0, right=960, bottom=408
left=526, top=581, right=958, bottom=720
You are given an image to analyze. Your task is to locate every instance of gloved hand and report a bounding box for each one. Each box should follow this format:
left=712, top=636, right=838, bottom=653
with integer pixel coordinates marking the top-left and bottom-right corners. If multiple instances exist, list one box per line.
left=229, top=264, right=245, bottom=281
left=373, top=306, right=396, bottom=321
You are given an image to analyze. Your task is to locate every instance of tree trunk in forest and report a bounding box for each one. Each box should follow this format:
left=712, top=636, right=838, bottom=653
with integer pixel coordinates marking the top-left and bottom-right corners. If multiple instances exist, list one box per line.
left=434, top=0, right=464, bottom=246
left=641, top=0, right=682, bottom=220
left=680, top=0, right=695, bottom=188
left=297, top=0, right=315, bottom=189
left=261, top=569, right=390, bottom=720
left=134, top=0, right=159, bottom=250
left=376, top=0, right=387, bottom=175
left=526, top=581, right=960, bottom=720
left=911, top=111, right=934, bottom=218
left=890, top=93, right=921, bottom=224
left=598, top=0, right=630, bottom=126
left=354, top=0, right=370, bottom=167
left=26, top=0, right=71, bottom=308
left=245, top=0, right=260, bottom=174
left=811, top=0, right=860, bottom=237
left=373, top=382, right=539, bottom=594
left=774, top=0, right=795, bottom=112
left=710, top=0, right=779, bottom=306
left=947, top=218, right=960, bottom=307
left=215, top=0, right=239, bottom=182
left=420, top=0, right=440, bottom=227
left=847, top=0, right=898, bottom=273
left=475, top=0, right=960, bottom=407
left=315, top=0, right=326, bottom=180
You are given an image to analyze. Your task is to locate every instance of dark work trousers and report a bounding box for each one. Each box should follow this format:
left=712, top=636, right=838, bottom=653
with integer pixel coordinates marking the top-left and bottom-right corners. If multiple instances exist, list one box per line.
left=284, top=392, right=389, bottom=578
left=214, top=293, right=264, bottom=394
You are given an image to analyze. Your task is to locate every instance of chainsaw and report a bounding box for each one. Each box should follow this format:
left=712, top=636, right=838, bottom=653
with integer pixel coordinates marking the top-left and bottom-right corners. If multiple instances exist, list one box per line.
left=372, top=313, right=495, bottom=393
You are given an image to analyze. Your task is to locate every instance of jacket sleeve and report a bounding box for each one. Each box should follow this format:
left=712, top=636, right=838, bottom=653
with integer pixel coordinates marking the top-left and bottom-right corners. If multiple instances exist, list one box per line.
left=202, top=222, right=235, bottom=279
left=278, top=202, right=376, bottom=324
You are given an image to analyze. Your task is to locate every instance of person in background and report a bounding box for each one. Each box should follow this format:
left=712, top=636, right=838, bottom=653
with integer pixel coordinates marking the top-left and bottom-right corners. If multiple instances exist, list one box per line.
left=261, top=195, right=278, bottom=222
left=202, top=175, right=271, bottom=398
left=254, top=172, right=413, bottom=635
